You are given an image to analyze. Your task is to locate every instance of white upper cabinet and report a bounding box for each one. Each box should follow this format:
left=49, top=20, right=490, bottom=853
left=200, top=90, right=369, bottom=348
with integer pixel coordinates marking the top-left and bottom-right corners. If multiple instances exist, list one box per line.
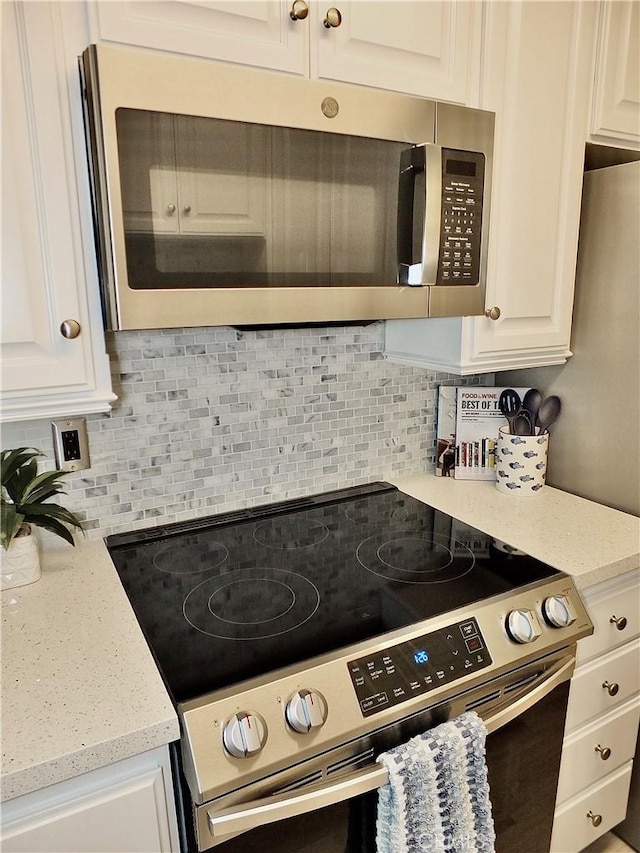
left=384, top=1, right=599, bottom=375
left=310, top=1, right=483, bottom=103
left=590, top=0, right=640, bottom=146
left=0, top=2, right=115, bottom=422
left=89, top=1, right=308, bottom=76
left=89, top=0, right=482, bottom=103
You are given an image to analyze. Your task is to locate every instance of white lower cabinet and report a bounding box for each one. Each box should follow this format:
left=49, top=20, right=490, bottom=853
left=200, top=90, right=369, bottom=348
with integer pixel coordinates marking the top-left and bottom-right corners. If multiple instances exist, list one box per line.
left=552, top=763, right=634, bottom=853
left=551, top=569, right=640, bottom=852
left=556, top=698, right=640, bottom=803
left=1, top=748, right=180, bottom=853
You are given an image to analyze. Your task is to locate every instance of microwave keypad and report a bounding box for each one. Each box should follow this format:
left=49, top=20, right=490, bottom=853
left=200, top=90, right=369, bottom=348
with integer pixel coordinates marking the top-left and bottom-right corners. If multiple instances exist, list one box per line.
left=438, top=151, right=485, bottom=286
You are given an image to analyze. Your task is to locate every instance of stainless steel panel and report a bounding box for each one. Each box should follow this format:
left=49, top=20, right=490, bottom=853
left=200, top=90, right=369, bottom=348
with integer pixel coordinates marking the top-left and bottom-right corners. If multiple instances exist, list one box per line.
left=80, top=44, right=494, bottom=330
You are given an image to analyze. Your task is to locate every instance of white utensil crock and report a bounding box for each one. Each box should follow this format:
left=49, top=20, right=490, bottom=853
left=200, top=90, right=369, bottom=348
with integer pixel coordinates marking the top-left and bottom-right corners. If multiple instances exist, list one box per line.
left=495, top=426, right=549, bottom=495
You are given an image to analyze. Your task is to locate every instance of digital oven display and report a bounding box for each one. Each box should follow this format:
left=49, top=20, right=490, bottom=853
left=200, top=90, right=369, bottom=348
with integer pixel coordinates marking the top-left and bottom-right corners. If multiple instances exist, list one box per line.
left=347, top=618, right=492, bottom=717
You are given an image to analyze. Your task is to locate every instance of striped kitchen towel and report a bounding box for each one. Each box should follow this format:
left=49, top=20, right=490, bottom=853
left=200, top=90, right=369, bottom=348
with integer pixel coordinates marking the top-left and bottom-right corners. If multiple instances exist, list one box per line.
left=376, top=711, right=495, bottom=853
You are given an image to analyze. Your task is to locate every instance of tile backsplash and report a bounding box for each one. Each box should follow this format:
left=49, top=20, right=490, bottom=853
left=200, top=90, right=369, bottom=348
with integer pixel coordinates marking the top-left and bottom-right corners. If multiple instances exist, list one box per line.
left=2, top=323, right=485, bottom=541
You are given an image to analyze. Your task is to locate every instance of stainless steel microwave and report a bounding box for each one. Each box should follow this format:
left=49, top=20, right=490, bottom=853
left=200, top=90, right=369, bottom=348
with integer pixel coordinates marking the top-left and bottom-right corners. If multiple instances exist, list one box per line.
left=80, top=44, right=495, bottom=331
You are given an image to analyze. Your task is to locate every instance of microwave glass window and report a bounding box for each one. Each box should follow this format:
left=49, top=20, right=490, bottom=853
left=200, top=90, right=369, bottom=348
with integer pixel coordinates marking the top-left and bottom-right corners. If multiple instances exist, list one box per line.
left=115, top=109, right=406, bottom=290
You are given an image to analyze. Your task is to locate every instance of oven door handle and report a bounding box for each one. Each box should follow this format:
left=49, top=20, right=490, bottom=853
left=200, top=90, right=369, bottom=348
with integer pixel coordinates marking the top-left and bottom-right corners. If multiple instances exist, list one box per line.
left=207, top=655, right=575, bottom=840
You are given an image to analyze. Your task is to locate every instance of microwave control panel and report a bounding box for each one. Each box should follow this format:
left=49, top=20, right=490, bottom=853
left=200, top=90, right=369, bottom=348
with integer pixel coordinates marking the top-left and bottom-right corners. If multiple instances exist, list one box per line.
left=347, top=618, right=492, bottom=717
left=437, top=150, right=485, bottom=286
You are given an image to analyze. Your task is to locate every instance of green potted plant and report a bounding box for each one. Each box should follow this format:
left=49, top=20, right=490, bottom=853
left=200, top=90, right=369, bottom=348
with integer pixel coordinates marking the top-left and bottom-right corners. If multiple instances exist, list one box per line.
left=1, top=447, right=84, bottom=590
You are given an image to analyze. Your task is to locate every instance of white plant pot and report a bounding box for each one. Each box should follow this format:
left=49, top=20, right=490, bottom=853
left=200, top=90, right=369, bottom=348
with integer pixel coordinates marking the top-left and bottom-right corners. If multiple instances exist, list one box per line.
left=1, top=530, right=41, bottom=591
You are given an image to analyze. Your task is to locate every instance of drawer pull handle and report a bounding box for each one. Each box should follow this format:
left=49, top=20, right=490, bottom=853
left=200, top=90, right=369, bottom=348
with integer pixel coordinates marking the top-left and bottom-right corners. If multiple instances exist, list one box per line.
left=587, top=811, right=603, bottom=827
left=610, top=615, right=627, bottom=631
left=595, top=744, right=611, bottom=760
left=602, top=681, right=619, bottom=696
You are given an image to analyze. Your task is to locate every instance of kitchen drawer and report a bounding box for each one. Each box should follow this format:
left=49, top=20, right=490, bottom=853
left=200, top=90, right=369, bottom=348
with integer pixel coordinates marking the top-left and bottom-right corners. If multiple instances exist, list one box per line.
left=551, top=761, right=633, bottom=853
left=556, top=696, right=640, bottom=802
left=566, top=640, right=640, bottom=732
left=577, top=571, right=640, bottom=664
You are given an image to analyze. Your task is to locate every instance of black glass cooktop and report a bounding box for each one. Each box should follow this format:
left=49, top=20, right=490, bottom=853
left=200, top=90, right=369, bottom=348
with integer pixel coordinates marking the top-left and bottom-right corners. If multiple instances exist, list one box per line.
left=106, top=482, right=559, bottom=703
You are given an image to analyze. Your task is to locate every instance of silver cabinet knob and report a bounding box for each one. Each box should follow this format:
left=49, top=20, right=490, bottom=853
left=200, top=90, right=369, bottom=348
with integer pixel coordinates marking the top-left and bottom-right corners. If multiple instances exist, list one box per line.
left=183, top=205, right=192, bottom=214
left=587, top=811, right=603, bottom=827
left=222, top=712, right=267, bottom=759
left=60, top=319, right=81, bottom=339
left=290, top=0, right=309, bottom=20
left=484, top=306, right=501, bottom=320
left=595, top=744, right=611, bottom=760
left=285, top=689, right=327, bottom=734
left=166, top=204, right=176, bottom=214
left=602, top=680, right=619, bottom=697
left=324, top=7, right=342, bottom=28
left=610, top=615, right=627, bottom=631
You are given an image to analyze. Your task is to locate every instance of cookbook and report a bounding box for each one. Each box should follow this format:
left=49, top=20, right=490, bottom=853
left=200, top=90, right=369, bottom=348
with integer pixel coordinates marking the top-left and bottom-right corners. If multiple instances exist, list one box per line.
left=436, top=386, right=530, bottom=480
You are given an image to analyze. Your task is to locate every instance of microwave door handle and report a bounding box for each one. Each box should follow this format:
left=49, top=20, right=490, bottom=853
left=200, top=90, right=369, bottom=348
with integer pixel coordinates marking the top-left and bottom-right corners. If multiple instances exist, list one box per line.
left=397, top=145, right=425, bottom=285
left=421, top=143, right=443, bottom=286
left=207, top=655, right=575, bottom=841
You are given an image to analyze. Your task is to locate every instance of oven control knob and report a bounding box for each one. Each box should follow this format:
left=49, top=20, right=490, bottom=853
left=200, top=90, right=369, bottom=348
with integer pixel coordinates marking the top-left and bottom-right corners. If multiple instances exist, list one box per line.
left=222, top=712, right=267, bottom=759
left=285, top=689, right=327, bottom=734
left=506, top=609, right=542, bottom=644
left=542, top=594, right=576, bottom=628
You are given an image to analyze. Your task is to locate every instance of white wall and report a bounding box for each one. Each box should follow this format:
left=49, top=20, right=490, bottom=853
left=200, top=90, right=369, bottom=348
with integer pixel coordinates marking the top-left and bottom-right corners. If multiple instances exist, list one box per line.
left=498, top=162, right=640, bottom=517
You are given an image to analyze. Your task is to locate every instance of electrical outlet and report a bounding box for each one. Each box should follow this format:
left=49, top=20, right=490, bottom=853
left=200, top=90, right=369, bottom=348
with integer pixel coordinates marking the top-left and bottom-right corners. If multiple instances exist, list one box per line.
left=51, top=418, right=91, bottom=472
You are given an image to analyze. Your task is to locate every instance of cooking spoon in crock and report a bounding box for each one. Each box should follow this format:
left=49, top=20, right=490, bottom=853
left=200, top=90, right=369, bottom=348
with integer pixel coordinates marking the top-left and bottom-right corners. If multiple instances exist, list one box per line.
left=499, top=388, right=522, bottom=433
left=522, top=388, right=542, bottom=429
left=536, top=395, right=562, bottom=433
left=513, top=410, right=534, bottom=436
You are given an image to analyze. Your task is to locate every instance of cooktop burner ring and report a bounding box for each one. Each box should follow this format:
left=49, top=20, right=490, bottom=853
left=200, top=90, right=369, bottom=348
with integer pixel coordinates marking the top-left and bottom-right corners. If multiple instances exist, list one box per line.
left=152, top=537, right=229, bottom=575
left=344, top=498, right=412, bottom=527
left=252, top=517, right=330, bottom=550
left=207, top=578, right=296, bottom=625
left=356, top=532, right=475, bottom=584
left=183, top=568, right=320, bottom=640
left=378, top=537, right=454, bottom=572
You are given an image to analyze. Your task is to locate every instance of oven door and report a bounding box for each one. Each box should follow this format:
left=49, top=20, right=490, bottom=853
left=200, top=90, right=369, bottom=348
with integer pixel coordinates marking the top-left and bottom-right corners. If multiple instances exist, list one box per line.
left=185, top=652, right=573, bottom=853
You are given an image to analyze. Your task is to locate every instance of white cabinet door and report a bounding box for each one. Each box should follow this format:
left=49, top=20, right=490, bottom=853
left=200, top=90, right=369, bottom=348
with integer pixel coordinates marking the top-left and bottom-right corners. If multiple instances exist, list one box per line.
left=3, top=769, right=170, bottom=853
left=384, top=1, right=598, bottom=375
left=312, top=0, right=482, bottom=103
left=551, top=762, right=633, bottom=853
left=1, top=749, right=179, bottom=853
left=0, top=1, right=114, bottom=422
left=591, top=0, right=640, bottom=146
left=90, top=0, right=308, bottom=75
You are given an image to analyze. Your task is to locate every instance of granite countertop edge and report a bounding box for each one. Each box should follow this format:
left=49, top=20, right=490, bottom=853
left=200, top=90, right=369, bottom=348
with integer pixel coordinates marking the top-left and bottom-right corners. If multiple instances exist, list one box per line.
left=1, top=539, right=180, bottom=803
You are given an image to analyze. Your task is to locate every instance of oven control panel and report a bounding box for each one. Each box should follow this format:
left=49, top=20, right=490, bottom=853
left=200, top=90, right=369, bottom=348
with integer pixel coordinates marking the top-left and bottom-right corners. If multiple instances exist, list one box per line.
left=347, top=618, right=492, bottom=717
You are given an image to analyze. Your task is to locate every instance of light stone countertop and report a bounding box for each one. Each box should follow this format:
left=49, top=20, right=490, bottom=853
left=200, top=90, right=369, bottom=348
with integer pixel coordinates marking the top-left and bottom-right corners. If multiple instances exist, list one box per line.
left=1, top=539, right=179, bottom=803
left=390, top=475, right=640, bottom=589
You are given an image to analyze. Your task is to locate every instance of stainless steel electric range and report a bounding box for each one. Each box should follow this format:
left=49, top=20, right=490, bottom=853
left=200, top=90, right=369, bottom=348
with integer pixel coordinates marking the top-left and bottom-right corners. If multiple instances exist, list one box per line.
left=106, top=482, right=593, bottom=853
